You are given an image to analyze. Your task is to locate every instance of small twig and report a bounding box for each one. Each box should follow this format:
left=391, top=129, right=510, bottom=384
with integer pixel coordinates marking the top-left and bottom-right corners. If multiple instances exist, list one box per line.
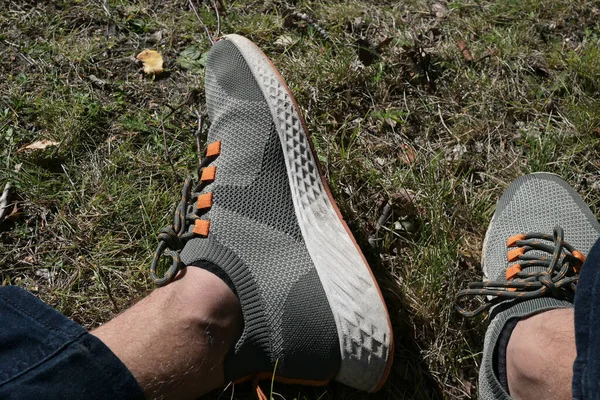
left=289, top=11, right=331, bottom=42
left=88, top=74, right=108, bottom=88
left=61, top=164, right=83, bottom=203
left=160, top=94, right=198, bottom=173
left=161, top=109, right=180, bottom=175
left=97, top=0, right=111, bottom=17
left=97, top=268, right=120, bottom=313
left=438, top=104, right=460, bottom=142
left=211, top=0, right=221, bottom=38
left=376, top=203, right=393, bottom=231
left=194, top=110, right=205, bottom=165
left=368, top=202, right=393, bottom=248
left=188, top=0, right=215, bottom=45
left=160, top=118, right=173, bottom=165
left=0, top=182, right=12, bottom=223
left=216, top=0, right=227, bottom=16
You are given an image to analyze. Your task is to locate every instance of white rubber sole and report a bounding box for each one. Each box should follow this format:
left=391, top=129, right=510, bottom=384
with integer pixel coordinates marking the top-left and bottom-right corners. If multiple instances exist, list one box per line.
left=222, top=34, right=393, bottom=392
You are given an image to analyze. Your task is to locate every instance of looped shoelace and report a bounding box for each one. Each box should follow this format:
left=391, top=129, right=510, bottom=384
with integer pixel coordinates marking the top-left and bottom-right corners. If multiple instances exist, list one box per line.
left=150, top=141, right=222, bottom=286
left=456, top=226, right=586, bottom=318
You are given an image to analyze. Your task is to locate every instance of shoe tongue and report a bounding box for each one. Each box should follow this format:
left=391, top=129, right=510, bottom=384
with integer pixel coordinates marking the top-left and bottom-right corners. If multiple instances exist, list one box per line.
left=515, top=240, right=556, bottom=278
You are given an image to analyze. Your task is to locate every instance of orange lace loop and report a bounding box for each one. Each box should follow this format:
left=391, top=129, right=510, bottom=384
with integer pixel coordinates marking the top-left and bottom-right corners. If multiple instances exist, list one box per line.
left=193, top=220, right=210, bottom=236
left=506, top=234, right=525, bottom=248
left=196, top=192, right=213, bottom=210
left=201, top=165, right=216, bottom=182
left=507, top=247, right=524, bottom=262
left=206, top=140, right=222, bottom=157
left=505, top=264, right=522, bottom=280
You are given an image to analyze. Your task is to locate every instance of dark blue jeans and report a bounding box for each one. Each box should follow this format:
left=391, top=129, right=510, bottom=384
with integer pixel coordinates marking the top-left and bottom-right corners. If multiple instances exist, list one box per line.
left=0, top=240, right=599, bottom=399
left=0, top=286, right=143, bottom=399
left=573, top=237, right=600, bottom=400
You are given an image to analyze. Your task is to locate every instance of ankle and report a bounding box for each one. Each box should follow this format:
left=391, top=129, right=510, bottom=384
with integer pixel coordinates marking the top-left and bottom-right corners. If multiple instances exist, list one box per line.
left=169, top=267, right=243, bottom=334
left=506, top=308, right=575, bottom=400
left=92, top=267, right=243, bottom=399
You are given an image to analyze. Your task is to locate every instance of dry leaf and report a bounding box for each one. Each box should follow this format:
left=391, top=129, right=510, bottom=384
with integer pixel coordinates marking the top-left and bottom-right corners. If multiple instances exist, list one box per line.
left=136, top=49, right=164, bottom=75
left=274, top=34, right=297, bottom=47
left=17, top=139, right=60, bottom=152
left=391, top=189, right=416, bottom=217
left=399, top=144, right=416, bottom=165
left=5, top=203, right=21, bottom=221
left=376, top=37, right=393, bottom=52
left=431, top=2, right=449, bottom=18
left=457, top=40, right=473, bottom=62
left=22, top=255, right=35, bottom=264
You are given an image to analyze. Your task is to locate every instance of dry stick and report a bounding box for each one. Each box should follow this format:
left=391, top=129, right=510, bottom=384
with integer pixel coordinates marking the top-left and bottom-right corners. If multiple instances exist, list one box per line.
left=0, top=182, right=13, bottom=223
left=97, top=0, right=111, bottom=17
left=290, top=11, right=331, bottom=42
left=160, top=88, right=200, bottom=172
left=194, top=110, right=205, bottom=165
left=216, top=0, right=227, bottom=15
left=188, top=0, right=215, bottom=45
left=368, top=202, right=393, bottom=248
left=211, top=0, right=221, bottom=38
left=160, top=117, right=174, bottom=171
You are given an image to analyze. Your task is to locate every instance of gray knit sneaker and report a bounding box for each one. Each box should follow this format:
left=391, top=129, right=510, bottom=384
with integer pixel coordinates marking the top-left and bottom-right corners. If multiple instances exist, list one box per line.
left=150, top=35, right=393, bottom=392
left=457, top=173, right=600, bottom=399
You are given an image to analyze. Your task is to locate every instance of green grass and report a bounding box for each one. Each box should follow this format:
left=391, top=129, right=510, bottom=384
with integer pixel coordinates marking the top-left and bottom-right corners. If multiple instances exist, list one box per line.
left=1, top=0, right=600, bottom=398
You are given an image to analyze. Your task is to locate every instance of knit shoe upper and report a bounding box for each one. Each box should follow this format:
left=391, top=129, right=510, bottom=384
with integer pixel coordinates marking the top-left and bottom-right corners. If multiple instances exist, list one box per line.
left=151, top=35, right=393, bottom=392
left=460, top=173, right=600, bottom=400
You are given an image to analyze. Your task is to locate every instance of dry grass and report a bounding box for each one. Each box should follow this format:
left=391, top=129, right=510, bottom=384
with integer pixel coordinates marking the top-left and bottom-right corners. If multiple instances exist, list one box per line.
left=1, top=0, right=599, bottom=399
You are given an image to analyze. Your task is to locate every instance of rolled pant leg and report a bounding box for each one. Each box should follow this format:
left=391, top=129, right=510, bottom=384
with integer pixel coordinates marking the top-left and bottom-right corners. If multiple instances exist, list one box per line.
left=573, top=238, right=600, bottom=400
left=0, top=286, right=144, bottom=400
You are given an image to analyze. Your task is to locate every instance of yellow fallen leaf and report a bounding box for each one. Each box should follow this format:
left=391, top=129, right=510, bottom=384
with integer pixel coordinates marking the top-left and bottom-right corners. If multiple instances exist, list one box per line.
left=136, top=49, right=164, bottom=75
left=17, top=139, right=60, bottom=152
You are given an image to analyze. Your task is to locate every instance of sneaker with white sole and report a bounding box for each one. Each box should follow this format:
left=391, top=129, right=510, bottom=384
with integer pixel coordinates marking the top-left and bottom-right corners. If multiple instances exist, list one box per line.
left=457, top=173, right=600, bottom=399
left=150, top=34, right=394, bottom=392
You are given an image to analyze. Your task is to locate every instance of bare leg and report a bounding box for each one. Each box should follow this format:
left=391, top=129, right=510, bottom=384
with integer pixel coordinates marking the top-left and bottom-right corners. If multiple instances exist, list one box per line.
left=507, top=308, right=575, bottom=400
left=92, top=268, right=243, bottom=400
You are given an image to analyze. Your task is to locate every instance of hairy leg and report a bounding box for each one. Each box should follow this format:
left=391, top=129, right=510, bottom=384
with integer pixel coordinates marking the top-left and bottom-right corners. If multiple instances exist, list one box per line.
left=92, top=268, right=242, bottom=400
left=507, top=308, right=575, bottom=400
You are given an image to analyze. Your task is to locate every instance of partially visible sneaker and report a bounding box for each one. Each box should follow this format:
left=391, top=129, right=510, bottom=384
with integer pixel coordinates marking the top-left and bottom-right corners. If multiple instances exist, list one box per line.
left=457, top=173, right=600, bottom=399
left=150, top=35, right=393, bottom=392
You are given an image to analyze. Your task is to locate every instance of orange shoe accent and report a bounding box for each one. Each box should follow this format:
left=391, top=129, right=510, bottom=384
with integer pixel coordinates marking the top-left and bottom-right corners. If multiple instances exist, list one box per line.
left=505, top=264, right=522, bottom=280
left=206, top=140, right=222, bottom=157
left=253, top=376, right=268, bottom=400
left=572, top=250, right=586, bottom=265
left=507, top=247, right=524, bottom=262
left=193, top=220, right=210, bottom=236
left=201, top=166, right=216, bottom=182
left=507, top=234, right=525, bottom=248
left=572, top=250, right=586, bottom=273
left=196, top=192, right=213, bottom=210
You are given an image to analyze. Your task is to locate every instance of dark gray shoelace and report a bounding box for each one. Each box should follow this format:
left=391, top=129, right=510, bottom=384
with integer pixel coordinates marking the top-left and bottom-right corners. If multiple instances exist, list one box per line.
left=150, top=156, right=216, bottom=286
left=456, top=226, right=585, bottom=317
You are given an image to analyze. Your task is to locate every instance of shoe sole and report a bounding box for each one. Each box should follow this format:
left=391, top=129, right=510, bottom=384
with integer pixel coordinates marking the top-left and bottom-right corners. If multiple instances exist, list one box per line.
left=221, top=34, right=394, bottom=392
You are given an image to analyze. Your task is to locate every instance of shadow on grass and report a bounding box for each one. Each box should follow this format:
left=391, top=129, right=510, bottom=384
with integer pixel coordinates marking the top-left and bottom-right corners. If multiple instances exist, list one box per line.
left=357, top=230, right=445, bottom=400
